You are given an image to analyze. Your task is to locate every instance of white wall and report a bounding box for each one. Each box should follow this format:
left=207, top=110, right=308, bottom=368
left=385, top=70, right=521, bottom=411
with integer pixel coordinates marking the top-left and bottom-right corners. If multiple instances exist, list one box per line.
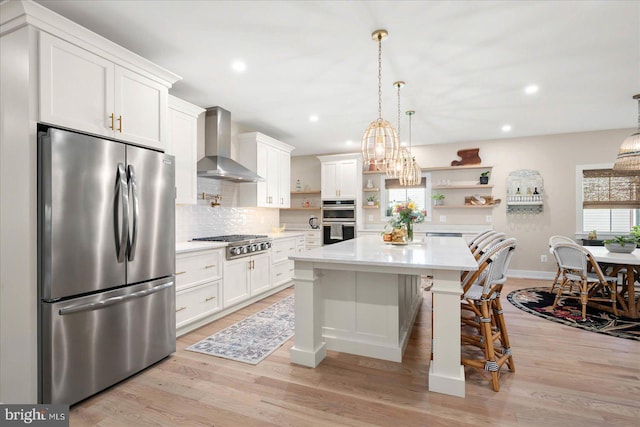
left=410, top=128, right=633, bottom=275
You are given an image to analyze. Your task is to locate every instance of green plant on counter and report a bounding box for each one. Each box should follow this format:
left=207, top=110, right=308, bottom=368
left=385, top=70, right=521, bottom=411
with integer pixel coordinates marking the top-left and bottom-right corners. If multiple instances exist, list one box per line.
left=431, top=193, right=445, bottom=201
left=631, top=226, right=640, bottom=243
left=367, top=195, right=378, bottom=202
left=603, top=235, right=637, bottom=246
left=480, top=171, right=490, bottom=177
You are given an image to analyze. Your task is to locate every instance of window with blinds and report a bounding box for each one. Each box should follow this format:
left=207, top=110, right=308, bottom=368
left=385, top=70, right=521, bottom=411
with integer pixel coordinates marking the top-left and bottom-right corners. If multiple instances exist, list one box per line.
left=385, top=177, right=428, bottom=217
left=582, top=168, right=639, bottom=232
left=582, top=169, right=640, bottom=209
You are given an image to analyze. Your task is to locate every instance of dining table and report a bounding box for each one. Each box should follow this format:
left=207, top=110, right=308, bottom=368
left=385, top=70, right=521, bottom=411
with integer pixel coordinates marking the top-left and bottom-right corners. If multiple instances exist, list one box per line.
left=584, top=246, right=640, bottom=319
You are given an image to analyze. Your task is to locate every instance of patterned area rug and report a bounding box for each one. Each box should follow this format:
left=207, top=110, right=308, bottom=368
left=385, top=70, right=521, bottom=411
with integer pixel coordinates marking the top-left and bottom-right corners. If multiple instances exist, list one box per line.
left=507, top=287, right=640, bottom=341
left=187, top=296, right=295, bottom=364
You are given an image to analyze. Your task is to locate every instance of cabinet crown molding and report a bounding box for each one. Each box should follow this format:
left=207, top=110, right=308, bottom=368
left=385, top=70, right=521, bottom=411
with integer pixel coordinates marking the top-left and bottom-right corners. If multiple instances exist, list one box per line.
left=238, top=131, right=295, bottom=153
left=317, top=153, right=363, bottom=163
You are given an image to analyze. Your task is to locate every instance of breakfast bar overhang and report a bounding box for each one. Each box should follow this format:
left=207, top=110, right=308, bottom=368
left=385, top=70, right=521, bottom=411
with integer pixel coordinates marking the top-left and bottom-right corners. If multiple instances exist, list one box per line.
left=289, top=235, right=479, bottom=397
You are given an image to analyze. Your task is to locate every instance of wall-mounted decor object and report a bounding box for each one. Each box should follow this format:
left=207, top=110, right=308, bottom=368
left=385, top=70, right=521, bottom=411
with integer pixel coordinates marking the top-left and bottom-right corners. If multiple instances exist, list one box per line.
left=451, top=148, right=481, bottom=166
left=506, top=169, right=543, bottom=213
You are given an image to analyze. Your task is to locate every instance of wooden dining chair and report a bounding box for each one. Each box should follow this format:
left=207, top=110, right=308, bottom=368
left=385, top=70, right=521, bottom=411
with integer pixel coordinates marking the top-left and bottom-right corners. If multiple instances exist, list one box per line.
left=460, top=238, right=517, bottom=392
left=551, top=243, right=618, bottom=319
left=548, top=235, right=575, bottom=293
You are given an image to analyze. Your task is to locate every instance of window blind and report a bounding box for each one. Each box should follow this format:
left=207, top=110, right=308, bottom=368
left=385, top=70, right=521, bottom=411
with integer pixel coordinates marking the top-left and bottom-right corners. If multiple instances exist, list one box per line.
left=582, top=169, right=640, bottom=209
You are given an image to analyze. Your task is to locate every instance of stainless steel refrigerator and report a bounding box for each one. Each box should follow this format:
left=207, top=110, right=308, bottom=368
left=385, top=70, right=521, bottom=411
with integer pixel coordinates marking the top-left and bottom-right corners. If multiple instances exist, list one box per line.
left=38, top=127, right=176, bottom=405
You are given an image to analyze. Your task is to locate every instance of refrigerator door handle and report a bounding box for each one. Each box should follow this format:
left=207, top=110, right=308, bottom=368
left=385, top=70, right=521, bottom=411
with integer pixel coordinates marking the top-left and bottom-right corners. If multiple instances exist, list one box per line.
left=116, top=163, right=129, bottom=262
left=127, top=165, right=139, bottom=261
left=58, top=281, right=174, bottom=315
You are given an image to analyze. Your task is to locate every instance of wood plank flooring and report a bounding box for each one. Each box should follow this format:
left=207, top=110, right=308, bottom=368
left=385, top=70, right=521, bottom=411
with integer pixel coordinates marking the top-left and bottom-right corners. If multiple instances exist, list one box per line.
left=70, top=278, right=640, bottom=426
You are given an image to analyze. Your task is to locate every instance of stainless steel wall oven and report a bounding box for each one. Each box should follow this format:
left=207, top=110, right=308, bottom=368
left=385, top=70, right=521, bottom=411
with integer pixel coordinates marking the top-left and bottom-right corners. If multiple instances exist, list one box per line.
left=322, top=199, right=356, bottom=245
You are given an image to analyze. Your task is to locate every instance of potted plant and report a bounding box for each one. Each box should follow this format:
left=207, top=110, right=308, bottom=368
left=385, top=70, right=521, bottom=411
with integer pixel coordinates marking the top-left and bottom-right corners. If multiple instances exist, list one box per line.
left=603, top=235, right=637, bottom=253
left=431, top=193, right=445, bottom=206
left=479, top=171, right=490, bottom=184
left=631, top=225, right=640, bottom=244
left=366, top=195, right=378, bottom=206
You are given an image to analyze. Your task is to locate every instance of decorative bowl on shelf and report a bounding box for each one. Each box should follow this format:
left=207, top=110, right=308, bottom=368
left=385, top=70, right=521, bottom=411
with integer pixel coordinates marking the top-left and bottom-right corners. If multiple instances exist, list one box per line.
left=604, top=242, right=636, bottom=253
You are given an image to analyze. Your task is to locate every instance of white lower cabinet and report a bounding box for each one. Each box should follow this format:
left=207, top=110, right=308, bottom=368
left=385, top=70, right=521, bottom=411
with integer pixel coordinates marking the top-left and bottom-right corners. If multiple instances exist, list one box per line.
left=175, top=248, right=224, bottom=333
left=175, top=280, right=221, bottom=329
left=272, top=260, right=295, bottom=287
left=271, top=237, right=298, bottom=286
left=304, top=230, right=322, bottom=250
left=224, top=252, right=271, bottom=307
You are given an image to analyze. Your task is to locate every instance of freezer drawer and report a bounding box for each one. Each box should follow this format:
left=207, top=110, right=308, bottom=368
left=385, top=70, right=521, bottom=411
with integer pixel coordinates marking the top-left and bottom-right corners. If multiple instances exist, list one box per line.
left=40, top=278, right=176, bottom=405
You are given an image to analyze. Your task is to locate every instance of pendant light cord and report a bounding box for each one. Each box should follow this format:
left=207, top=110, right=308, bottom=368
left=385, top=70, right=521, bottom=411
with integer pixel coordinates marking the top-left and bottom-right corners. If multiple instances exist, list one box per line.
left=377, top=33, right=383, bottom=119
left=408, top=112, right=412, bottom=155
left=397, top=84, right=401, bottom=142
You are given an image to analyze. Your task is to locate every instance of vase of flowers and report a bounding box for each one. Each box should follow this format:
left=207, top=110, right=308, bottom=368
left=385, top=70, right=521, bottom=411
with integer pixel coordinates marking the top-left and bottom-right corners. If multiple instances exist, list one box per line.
left=388, top=200, right=425, bottom=242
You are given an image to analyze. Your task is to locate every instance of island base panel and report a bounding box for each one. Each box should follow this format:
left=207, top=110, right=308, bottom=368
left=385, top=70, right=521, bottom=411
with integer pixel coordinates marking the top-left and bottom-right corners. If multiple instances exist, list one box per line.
left=428, top=365, right=466, bottom=397
left=290, top=343, right=327, bottom=368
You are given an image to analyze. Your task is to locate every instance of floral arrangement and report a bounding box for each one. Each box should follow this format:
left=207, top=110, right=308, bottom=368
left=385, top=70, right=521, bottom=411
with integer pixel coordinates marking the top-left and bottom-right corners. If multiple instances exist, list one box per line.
left=388, top=200, right=425, bottom=229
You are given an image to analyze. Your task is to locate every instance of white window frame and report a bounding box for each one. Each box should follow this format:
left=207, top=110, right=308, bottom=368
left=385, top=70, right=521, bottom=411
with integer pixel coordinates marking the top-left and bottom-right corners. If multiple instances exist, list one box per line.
left=379, top=172, right=432, bottom=221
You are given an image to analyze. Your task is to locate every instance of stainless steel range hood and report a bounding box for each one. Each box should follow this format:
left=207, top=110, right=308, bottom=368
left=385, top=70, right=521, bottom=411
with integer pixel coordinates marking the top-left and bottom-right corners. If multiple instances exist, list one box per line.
left=197, top=107, right=264, bottom=182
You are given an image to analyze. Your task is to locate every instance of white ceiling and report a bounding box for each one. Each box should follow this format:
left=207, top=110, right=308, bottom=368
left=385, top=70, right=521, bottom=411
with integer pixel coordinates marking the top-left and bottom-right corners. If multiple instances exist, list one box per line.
left=35, top=0, right=640, bottom=156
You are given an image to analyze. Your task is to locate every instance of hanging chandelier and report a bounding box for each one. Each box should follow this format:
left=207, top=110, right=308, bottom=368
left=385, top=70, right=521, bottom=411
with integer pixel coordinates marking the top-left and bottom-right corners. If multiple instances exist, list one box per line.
left=386, top=81, right=406, bottom=178
left=362, top=29, right=399, bottom=171
left=399, top=110, right=422, bottom=186
left=613, top=94, right=640, bottom=170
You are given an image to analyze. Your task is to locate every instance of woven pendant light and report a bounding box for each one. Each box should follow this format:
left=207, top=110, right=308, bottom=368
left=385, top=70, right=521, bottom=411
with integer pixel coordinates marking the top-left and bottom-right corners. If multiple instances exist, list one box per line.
left=614, top=94, right=640, bottom=170
left=399, top=110, right=422, bottom=186
left=362, top=30, right=399, bottom=171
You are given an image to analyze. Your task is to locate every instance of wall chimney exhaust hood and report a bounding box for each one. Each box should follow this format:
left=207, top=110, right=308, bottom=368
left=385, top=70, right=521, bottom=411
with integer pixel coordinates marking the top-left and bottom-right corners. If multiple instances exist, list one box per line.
left=197, top=107, right=264, bottom=182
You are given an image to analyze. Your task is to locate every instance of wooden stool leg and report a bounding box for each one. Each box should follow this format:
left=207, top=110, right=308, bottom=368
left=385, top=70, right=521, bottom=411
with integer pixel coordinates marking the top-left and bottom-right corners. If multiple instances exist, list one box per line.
left=479, top=299, right=500, bottom=392
left=492, top=298, right=515, bottom=372
left=550, top=267, right=561, bottom=293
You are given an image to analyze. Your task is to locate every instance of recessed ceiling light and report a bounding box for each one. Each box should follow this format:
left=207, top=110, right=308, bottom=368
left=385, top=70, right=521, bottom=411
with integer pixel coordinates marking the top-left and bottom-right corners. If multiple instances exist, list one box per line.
left=524, top=84, right=539, bottom=95
left=231, top=60, right=246, bottom=73
left=309, top=115, right=319, bottom=122
left=345, top=140, right=353, bottom=145
left=502, top=124, right=512, bottom=132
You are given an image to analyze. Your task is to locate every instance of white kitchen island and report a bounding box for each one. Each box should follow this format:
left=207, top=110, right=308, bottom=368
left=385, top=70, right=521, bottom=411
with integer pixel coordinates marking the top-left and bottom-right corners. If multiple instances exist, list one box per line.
left=289, top=235, right=478, bottom=397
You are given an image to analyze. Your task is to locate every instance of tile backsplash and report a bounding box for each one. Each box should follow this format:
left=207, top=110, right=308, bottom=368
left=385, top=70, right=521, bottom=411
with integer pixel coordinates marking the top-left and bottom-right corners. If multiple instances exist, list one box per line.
left=175, top=178, right=279, bottom=242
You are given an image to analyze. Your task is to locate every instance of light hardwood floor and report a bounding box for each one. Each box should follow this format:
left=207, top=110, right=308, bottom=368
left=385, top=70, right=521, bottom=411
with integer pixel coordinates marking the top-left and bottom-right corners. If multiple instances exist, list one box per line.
left=70, top=278, right=640, bottom=426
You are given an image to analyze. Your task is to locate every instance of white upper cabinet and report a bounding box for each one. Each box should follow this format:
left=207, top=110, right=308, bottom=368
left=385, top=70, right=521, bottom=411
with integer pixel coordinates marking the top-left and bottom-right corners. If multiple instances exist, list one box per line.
left=115, top=67, right=168, bottom=149
left=238, top=132, right=294, bottom=208
left=318, top=154, right=363, bottom=199
left=168, top=96, right=204, bottom=205
left=39, top=32, right=170, bottom=151
left=278, top=149, right=291, bottom=207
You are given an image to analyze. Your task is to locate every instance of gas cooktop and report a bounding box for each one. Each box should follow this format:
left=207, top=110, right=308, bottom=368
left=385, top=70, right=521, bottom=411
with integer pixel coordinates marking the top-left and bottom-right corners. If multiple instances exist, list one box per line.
left=192, top=234, right=268, bottom=243
left=192, top=234, right=271, bottom=260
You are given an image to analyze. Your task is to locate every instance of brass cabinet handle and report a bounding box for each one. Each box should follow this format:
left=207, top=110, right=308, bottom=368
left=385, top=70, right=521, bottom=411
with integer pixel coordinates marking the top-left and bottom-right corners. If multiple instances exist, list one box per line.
left=204, top=264, right=216, bottom=269
left=176, top=306, right=186, bottom=312
left=205, top=296, right=216, bottom=302
left=109, top=113, right=115, bottom=130
left=175, top=271, right=186, bottom=275
left=117, top=115, right=123, bottom=132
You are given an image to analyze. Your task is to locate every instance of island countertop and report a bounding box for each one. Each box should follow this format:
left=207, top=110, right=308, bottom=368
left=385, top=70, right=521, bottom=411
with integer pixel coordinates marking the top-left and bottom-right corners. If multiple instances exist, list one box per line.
left=289, top=234, right=478, bottom=272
